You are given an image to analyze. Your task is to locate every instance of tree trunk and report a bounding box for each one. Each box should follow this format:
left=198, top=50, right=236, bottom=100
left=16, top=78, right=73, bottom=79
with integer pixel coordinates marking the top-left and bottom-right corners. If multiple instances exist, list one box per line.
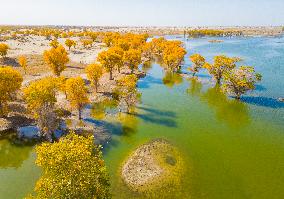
left=45, top=131, right=53, bottom=143
left=236, top=93, right=241, bottom=100
left=216, top=78, right=221, bottom=85
left=78, top=107, right=82, bottom=120
left=109, top=70, right=113, bottom=80
left=95, top=81, right=98, bottom=93
left=131, top=67, right=134, bottom=74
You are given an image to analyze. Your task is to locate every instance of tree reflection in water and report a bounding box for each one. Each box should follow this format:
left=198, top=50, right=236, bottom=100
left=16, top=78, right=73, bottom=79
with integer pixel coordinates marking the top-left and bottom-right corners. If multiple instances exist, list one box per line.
left=187, top=78, right=250, bottom=128
left=116, top=112, right=139, bottom=136
left=162, top=71, right=183, bottom=88
left=141, top=61, right=152, bottom=73
left=0, top=132, right=33, bottom=169
left=90, top=98, right=139, bottom=137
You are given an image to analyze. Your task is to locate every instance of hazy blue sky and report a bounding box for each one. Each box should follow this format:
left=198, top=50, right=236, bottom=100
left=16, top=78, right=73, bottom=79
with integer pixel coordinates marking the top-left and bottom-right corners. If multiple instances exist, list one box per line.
left=0, top=0, right=283, bottom=26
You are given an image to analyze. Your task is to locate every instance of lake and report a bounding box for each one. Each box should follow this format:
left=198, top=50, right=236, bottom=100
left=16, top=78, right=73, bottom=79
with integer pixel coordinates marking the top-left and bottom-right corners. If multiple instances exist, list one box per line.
left=1, top=36, right=284, bottom=199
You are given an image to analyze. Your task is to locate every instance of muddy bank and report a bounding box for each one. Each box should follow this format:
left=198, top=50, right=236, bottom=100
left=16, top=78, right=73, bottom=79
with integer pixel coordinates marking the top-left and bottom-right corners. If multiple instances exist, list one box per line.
left=121, top=139, right=185, bottom=196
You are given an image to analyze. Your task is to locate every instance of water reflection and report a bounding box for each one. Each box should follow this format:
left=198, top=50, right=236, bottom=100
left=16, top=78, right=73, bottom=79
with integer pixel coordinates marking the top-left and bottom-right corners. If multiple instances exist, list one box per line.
left=162, top=72, right=183, bottom=88
left=187, top=78, right=250, bottom=128
left=116, top=112, right=139, bottom=136
left=90, top=98, right=119, bottom=120
left=141, top=61, right=153, bottom=73
left=0, top=132, right=33, bottom=169
left=186, top=77, right=202, bottom=97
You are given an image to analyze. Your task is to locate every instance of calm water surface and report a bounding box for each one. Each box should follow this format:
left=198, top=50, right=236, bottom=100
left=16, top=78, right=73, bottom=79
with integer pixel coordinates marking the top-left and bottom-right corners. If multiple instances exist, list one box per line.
left=1, top=36, right=284, bottom=199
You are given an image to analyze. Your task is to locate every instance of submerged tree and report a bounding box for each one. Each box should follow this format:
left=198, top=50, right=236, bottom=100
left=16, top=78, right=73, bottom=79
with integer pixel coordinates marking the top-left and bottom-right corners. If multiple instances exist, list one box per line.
left=29, top=133, right=110, bottom=199
left=162, top=41, right=186, bottom=72
left=43, top=45, right=69, bottom=76
left=222, top=66, right=262, bottom=99
left=189, top=54, right=205, bottom=76
left=24, top=77, right=61, bottom=142
left=0, top=43, right=9, bottom=59
left=0, top=67, right=23, bottom=117
left=85, top=63, right=103, bottom=93
left=114, top=75, right=141, bottom=113
left=65, top=77, right=89, bottom=120
left=203, top=55, right=240, bottom=84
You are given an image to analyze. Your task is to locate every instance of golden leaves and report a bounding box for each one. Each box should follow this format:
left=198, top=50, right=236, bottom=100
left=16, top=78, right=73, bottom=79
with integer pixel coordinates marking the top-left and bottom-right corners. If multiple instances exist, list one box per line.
left=32, top=133, right=110, bottom=199
left=0, top=67, right=23, bottom=116
left=43, top=45, right=69, bottom=76
left=0, top=43, right=9, bottom=58
left=65, top=77, right=89, bottom=110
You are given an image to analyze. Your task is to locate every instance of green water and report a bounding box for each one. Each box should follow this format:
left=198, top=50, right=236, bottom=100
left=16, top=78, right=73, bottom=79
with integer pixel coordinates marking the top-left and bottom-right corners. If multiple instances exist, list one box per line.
left=1, top=36, right=284, bottom=198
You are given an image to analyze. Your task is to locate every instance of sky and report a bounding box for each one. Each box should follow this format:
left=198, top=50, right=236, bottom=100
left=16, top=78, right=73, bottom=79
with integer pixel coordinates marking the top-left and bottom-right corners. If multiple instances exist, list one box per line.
left=0, top=0, right=283, bottom=26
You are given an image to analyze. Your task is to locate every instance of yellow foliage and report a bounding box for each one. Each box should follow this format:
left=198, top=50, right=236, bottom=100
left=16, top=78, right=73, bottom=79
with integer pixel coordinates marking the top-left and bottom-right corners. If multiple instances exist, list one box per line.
left=30, top=132, right=110, bottom=199
left=114, top=74, right=140, bottom=113
left=65, top=39, right=76, bottom=50
left=43, top=45, right=69, bottom=76
left=142, top=42, right=154, bottom=61
left=65, top=77, right=89, bottom=119
left=0, top=43, right=9, bottom=58
left=88, top=31, right=99, bottom=42
left=24, top=77, right=60, bottom=112
left=189, top=54, right=205, bottom=76
left=49, top=39, right=59, bottom=48
left=203, top=55, right=240, bottom=84
left=80, top=39, right=93, bottom=49
left=123, top=49, right=142, bottom=74
left=0, top=67, right=23, bottom=116
left=98, top=47, right=123, bottom=80
left=222, top=66, right=262, bottom=99
left=85, top=63, right=103, bottom=92
left=18, top=55, right=28, bottom=74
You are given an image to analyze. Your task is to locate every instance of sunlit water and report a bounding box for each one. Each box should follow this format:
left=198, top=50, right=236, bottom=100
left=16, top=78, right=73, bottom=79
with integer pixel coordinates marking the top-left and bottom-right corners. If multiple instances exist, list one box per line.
left=1, top=36, right=284, bottom=199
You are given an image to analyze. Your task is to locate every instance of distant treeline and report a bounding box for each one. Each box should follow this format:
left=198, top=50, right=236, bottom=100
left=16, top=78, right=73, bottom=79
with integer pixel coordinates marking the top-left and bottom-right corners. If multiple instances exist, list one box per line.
left=187, top=29, right=243, bottom=38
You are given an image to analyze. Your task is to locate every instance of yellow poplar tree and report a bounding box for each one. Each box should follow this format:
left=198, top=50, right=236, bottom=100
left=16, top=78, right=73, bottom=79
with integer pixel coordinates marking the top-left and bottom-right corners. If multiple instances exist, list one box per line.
left=0, top=43, right=9, bottom=59
left=43, top=45, right=69, bottom=76
left=0, top=67, right=23, bottom=116
left=81, top=39, right=93, bottom=49
left=142, top=42, right=154, bottom=61
left=222, top=66, right=262, bottom=99
left=24, top=77, right=61, bottom=141
left=18, top=55, right=28, bottom=74
left=189, top=54, right=206, bottom=76
left=111, top=46, right=124, bottom=73
left=29, top=132, right=110, bottom=199
left=97, top=49, right=119, bottom=80
left=85, top=63, right=103, bottom=93
left=49, top=39, right=59, bottom=48
left=65, top=77, right=89, bottom=120
left=114, top=75, right=140, bottom=113
left=123, top=49, right=142, bottom=74
left=203, top=55, right=240, bottom=84
left=88, top=32, right=99, bottom=42
left=65, top=39, right=76, bottom=51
